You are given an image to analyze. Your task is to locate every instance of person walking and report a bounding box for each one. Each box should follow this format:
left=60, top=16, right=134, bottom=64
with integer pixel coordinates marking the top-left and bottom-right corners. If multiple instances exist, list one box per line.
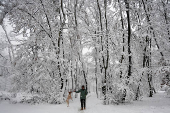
left=74, top=85, right=88, bottom=110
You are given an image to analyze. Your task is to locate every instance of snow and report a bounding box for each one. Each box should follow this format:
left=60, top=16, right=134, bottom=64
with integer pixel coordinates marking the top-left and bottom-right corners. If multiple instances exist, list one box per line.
left=0, top=91, right=170, bottom=113
left=167, top=88, right=170, bottom=96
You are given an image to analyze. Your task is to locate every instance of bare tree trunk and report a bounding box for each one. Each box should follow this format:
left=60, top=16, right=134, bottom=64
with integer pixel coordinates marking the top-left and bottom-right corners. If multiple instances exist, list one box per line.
left=58, top=0, right=66, bottom=95
left=118, top=0, right=125, bottom=64
left=75, top=61, right=78, bottom=98
left=74, top=0, right=88, bottom=91
left=96, top=0, right=105, bottom=98
left=94, top=32, right=98, bottom=98
left=141, top=0, right=155, bottom=97
left=124, top=0, right=132, bottom=79
left=71, top=61, right=74, bottom=90
left=161, top=0, right=170, bottom=41
left=103, top=0, right=109, bottom=104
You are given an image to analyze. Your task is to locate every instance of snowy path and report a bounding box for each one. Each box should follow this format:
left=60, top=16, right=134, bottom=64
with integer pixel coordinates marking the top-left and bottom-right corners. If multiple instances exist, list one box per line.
left=0, top=91, right=170, bottom=113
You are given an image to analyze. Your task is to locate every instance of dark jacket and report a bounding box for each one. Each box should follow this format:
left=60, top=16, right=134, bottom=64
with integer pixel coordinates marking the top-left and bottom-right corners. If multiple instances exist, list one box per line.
left=76, top=89, right=88, bottom=99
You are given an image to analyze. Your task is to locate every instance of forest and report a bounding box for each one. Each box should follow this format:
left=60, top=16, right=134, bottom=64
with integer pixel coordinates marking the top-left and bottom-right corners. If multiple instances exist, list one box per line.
left=0, top=0, right=170, bottom=106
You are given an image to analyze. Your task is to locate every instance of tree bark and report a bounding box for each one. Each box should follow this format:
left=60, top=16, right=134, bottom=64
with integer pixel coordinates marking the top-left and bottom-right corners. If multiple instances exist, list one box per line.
left=124, top=0, right=132, bottom=79
left=141, top=0, right=154, bottom=97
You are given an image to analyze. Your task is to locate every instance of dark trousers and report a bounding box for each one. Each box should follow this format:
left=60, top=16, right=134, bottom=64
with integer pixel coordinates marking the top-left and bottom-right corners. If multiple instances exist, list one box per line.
left=80, top=99, right=86, bottom=108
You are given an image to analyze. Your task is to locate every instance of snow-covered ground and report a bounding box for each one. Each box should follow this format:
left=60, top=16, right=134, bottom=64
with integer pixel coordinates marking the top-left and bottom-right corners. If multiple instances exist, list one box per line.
left=0, top=91, right=170, bottom=113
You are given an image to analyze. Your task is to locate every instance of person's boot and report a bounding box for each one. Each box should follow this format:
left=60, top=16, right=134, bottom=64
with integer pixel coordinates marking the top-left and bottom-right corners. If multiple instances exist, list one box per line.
left=84, top=107, right=86, bottom=110
left=81, top=107, right=83, bottom=110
